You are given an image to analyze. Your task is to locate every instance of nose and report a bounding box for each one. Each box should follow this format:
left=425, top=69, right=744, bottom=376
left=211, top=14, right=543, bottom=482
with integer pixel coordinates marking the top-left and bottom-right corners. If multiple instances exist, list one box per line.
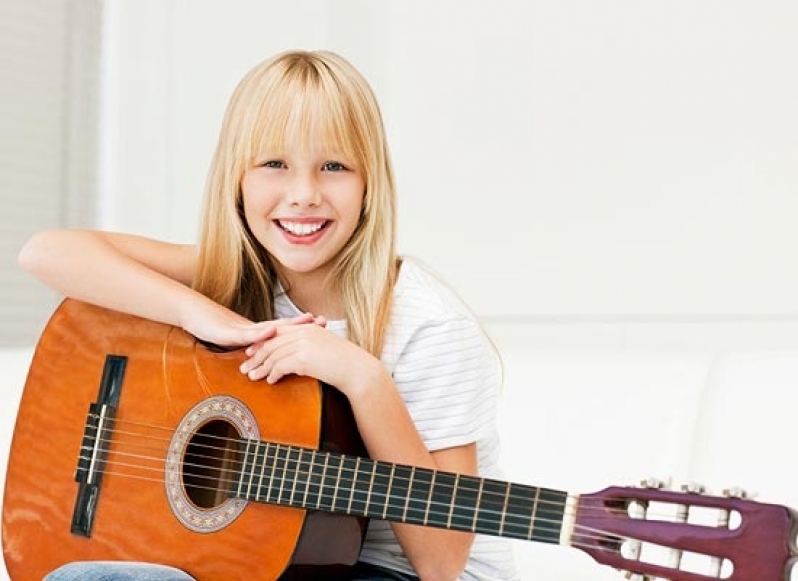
left=287, top=170, right=321, bottom=207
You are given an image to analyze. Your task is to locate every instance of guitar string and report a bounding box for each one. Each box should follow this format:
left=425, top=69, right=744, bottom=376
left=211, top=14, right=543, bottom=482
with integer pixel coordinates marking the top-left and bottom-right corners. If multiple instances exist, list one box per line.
left=75, top=455, right=721, bottom=576
left=73, top=460, right=632, bottom=557
left=77, top=416, right=732, bottom=553
left=86, top=418, right=609, bottom=520
left=84, top=416, right=731, bottom=526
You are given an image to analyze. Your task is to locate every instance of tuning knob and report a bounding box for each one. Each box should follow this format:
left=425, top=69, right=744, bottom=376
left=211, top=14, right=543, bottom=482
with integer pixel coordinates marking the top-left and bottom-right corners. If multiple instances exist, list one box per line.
left=723, top=486, right=749, bottom=499
left=681, top=482, right=706, bottom=494
left=639, top=477, right=666, bottom=489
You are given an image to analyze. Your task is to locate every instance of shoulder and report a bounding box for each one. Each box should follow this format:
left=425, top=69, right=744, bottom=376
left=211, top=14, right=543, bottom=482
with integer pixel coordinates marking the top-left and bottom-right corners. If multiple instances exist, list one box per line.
left=392, top=257, right=476, bottom=324
left=384, top=257, right=496, bottom=368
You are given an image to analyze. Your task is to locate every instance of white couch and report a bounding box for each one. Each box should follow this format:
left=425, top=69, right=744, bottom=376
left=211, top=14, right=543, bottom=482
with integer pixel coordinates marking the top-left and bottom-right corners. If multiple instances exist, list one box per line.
left=2, top=342, right=797, bottom=580
left=496, top=345, right=798, bottom=579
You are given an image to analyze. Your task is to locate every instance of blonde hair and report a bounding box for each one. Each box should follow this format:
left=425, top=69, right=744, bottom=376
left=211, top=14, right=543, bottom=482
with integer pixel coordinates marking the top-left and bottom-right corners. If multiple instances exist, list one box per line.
left=193, top=50, right=397, bottom=356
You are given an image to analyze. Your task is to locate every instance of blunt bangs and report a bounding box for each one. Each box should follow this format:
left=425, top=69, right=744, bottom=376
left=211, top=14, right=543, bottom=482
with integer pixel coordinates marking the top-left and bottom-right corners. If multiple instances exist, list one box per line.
left=246, top=58, right=368, bottom=173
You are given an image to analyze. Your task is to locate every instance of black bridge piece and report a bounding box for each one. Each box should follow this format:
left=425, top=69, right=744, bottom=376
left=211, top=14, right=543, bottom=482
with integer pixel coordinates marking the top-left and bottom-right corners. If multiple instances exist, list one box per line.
left=71, top=354, right=127, bottom=537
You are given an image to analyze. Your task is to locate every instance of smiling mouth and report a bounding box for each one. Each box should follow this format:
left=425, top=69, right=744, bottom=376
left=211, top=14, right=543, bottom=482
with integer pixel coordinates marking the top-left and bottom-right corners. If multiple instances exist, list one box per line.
left=276, top=219, right=329, bottom=237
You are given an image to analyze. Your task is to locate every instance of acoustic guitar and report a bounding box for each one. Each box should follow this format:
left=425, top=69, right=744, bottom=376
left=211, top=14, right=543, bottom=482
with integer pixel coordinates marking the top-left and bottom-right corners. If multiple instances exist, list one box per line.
left=2, top=299, right=797, bottom=580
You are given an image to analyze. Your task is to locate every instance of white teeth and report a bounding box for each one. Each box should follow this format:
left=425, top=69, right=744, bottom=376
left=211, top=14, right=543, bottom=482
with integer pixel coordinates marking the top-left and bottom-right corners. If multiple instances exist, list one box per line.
left=279, top=220, right=325, bottom=236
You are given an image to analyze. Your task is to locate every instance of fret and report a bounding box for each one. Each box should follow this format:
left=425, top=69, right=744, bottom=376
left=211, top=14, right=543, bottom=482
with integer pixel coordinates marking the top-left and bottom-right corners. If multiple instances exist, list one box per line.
left=381, top=463, right=397, bottom=520
left=234, top=439, right=254, bottom=498
left=247, top=441, right=266, bottom=501
left=333, top=455, right=358, bottom=513
left=429, top=471, right=456, bottom=527
left=332, top=454, right=348, bottom=512
left=531, top=486, right=541, bottom=537
left=405, top=467, right=433, bottom=524
left=318, top=453, right=342, bottom=511
left=349, top=456, right=372, bottom=515
left=346, top=456, right=362, bottom=514
left=450, top=474, right=481, bottom=531
left=477, top=479, right=509, bottom=536
left=285, top=446, right=301, bottom=506
left=501, top=483, right=534, bottom=538
left=306, top=449, right=325, bottom=510
left=499, top=480, right=512, bottom=536
left=363, top=459, right=378, bottom=515
left=256, top=441, right=270, bottom=502
left=369, top=461, right=392, bottom=518
left=471, top=477, right=485, bottom=531
left=423, top=471, right=437, bottom=525
left=532, top=488, right=567, bottom=544
left=264, top=443, right=283, bottom=504
left=384, top=464, right=411, bottom=521
left=494, top=483, right=565, bottom=543
left=447, top=474, right=461, bottom=529
left=402, top=466, right=415, bottom=521
left=295, top=447, right=313, bottom=508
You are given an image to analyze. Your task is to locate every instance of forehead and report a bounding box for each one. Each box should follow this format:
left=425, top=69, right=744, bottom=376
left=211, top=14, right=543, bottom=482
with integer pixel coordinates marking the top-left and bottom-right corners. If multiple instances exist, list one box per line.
left=251, top=84, right=360, bottom=162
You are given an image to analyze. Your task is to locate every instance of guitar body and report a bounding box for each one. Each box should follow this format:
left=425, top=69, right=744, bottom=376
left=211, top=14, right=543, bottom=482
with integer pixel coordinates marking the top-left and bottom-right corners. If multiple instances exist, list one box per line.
left=2, top=299, right=368, bottom=581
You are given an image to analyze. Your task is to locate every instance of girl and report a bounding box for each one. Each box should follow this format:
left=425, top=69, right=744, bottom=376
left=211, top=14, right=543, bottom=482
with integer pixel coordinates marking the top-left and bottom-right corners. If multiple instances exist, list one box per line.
left=20, top=49, right=516, bottom=581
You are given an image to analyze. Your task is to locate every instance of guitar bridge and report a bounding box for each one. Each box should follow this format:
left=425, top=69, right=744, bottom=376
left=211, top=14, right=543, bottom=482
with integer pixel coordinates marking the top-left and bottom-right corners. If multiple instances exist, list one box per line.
left=70, top=354, right=127, bottom=537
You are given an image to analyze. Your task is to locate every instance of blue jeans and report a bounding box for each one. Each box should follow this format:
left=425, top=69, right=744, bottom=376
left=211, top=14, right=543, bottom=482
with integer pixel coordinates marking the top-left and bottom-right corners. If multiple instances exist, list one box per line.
left=44, top=563, right=194, bottom=581
left=44, top=561, right=418, bottom=580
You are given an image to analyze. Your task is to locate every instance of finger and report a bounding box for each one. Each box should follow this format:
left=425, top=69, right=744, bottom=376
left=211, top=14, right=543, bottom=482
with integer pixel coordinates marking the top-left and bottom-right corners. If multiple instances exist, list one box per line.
left=240, top=342, right=272, bottom=374
left=271, top=313, right=315, bottom=327
left=246, top=339, right=301, bottom=383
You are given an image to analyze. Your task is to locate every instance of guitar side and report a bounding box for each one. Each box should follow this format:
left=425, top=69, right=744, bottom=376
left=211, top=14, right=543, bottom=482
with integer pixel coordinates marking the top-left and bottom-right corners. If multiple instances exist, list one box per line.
left=1, top=299, right=366, bottom=581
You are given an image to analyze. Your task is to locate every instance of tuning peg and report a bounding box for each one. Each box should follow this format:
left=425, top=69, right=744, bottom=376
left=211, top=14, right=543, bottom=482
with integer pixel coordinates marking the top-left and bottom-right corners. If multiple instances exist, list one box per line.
left=639, top=477, right=666, bottom=489
left=722, top=486, right=749, bottom=499
left=681, top=482, right=706, bottom=494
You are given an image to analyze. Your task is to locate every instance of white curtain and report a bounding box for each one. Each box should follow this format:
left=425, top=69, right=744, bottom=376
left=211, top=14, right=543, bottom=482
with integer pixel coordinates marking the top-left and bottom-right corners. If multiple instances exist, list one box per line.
left=0, top=0, right=103, bottom=346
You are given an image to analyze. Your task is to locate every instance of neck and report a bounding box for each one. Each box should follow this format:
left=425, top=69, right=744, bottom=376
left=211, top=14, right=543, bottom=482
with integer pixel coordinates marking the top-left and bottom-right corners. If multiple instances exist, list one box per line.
left=278, top=270, right=344, bottom=319
left=231, top=439, right=570, bottom=545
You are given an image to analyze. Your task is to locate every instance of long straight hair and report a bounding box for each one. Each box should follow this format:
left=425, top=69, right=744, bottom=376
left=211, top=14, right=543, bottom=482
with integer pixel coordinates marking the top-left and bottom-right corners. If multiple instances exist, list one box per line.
left=193, top=50, right=397, bottom=356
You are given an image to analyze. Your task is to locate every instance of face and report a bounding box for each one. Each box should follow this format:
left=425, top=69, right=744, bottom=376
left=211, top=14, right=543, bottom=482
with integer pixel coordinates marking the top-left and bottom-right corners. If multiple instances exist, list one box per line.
left=240, top=145, right=365, bottom=287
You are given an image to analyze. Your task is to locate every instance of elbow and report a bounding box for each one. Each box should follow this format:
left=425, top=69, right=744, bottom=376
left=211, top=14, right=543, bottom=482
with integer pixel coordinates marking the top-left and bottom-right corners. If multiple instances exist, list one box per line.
left=414, top=562, right=467, bottom=581
left=412, top=545, right=471, bottom=581
left=18, top=229, right=72, bottom=282
left=18, top=231, right=50, bottom=275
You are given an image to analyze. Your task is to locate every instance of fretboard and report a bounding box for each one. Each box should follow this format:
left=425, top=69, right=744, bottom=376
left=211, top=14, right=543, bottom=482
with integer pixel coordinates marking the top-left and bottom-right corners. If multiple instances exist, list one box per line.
left=231, top=440, right=567, bottom=544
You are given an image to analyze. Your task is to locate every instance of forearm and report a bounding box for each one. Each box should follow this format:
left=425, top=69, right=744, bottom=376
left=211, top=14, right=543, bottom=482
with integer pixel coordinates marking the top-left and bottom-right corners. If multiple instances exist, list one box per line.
left=347, top=365, right=476, bottom=580
left=18, top=229, right=205, bottom=328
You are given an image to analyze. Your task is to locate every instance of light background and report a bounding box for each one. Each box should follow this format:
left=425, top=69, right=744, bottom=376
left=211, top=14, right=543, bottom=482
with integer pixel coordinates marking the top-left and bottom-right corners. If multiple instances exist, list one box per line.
left=2, top=1, right=798, bottom=579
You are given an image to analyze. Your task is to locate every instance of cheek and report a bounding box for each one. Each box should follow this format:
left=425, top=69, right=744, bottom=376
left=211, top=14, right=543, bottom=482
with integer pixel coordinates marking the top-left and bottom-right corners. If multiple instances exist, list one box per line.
left=240, top=174, right=275, bottom=218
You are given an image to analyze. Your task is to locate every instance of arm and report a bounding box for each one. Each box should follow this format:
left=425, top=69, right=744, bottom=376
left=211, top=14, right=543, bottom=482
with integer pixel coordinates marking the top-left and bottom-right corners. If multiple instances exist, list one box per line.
left=241, top=318, right=495, bottom=580
left=350, top=365, right=478, bottom=581
left=18, top=229, right=292, bottom=347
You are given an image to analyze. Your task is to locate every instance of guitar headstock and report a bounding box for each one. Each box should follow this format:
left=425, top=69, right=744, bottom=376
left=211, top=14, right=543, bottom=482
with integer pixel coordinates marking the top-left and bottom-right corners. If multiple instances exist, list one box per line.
left=570, top=479, right=798, bottom=581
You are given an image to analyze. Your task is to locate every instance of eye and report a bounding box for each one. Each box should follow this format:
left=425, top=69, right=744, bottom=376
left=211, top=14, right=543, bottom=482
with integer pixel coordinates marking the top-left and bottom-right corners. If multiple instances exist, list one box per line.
left=322, top=161, right=348, bottom=172
left=260, top=160, right=285, bottom=169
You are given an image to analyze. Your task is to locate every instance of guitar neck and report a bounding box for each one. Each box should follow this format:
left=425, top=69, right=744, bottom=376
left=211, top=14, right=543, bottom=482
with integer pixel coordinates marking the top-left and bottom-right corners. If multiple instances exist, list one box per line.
left=231, top=439, right=573, bottom=545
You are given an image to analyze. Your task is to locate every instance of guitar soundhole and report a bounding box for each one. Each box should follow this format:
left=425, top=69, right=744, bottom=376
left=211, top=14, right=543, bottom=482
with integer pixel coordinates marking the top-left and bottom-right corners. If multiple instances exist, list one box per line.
left=165, top=395, right=259, bottom=533
left=183, top=419, right=240, bottom=509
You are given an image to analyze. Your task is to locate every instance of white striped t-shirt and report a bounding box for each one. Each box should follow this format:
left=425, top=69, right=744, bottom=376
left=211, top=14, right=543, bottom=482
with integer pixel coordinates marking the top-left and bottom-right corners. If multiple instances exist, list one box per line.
left=273, top=258, right=517, bottom=580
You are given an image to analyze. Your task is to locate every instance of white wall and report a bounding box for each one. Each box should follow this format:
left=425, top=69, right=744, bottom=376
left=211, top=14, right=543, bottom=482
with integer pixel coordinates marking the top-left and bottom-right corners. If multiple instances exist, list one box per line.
left=101, top=0, right=798, bottom=320
left=3, top=0, right=798, bottom=579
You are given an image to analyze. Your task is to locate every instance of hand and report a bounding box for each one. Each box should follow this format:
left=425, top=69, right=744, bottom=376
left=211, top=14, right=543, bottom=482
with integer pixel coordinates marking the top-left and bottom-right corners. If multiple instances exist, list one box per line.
left=239, top=321, right=383, bottom=398
left=179, top=297, right=321, bottom=348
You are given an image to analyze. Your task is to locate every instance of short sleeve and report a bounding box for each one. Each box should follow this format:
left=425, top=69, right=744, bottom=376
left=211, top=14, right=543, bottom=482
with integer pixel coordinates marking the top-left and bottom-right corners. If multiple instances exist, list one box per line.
left=391, top=315, right=501, bottom=452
